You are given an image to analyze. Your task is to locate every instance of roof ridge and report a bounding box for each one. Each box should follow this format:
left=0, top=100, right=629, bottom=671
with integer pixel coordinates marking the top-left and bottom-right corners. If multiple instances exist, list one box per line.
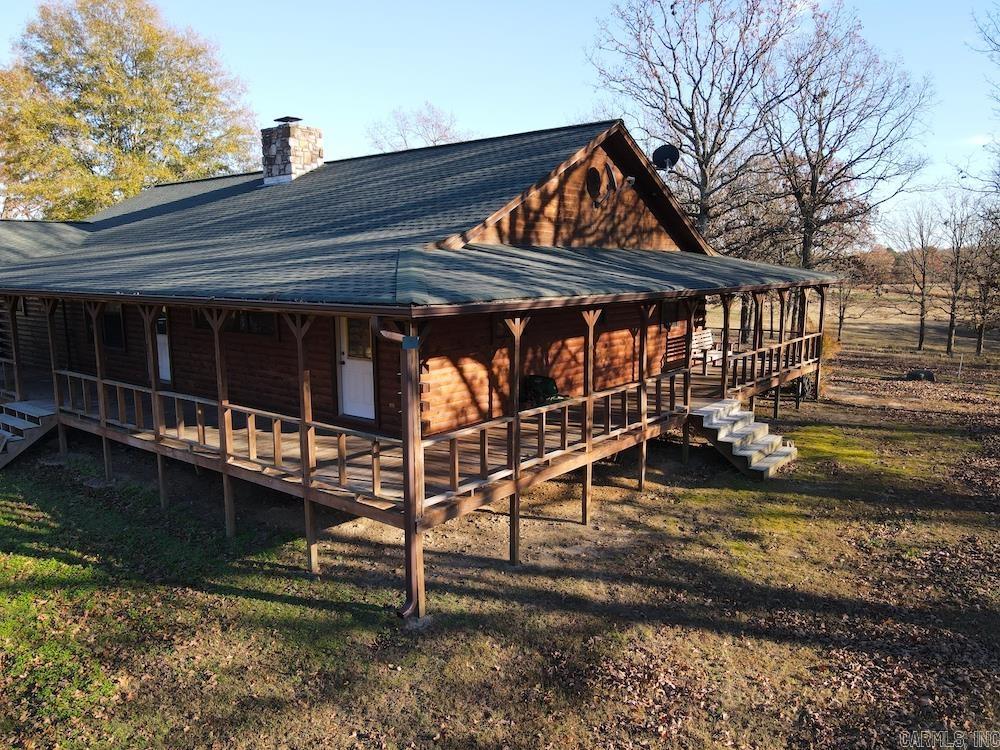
left=144, top=120, right=622, bottom=189
left=0, top=218, right=92, bottom=226
left=322, top=119, right=623, bottom=165
left=151, top=170, right=263, bottom=188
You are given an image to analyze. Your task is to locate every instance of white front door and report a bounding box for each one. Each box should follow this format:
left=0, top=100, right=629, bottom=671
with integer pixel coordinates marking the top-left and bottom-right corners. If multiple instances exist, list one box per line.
left=155, top=309, right=172, bottom=383
left=337, top=317, right=375, bottom=420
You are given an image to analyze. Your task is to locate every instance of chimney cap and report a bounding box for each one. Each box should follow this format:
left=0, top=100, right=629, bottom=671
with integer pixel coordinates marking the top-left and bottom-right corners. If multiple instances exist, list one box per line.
left=274, top=115, right=302, bottom=124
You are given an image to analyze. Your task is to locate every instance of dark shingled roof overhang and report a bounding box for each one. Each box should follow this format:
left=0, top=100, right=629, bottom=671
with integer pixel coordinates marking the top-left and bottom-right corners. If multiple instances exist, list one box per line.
left=0, top=120, right=834, bottom=312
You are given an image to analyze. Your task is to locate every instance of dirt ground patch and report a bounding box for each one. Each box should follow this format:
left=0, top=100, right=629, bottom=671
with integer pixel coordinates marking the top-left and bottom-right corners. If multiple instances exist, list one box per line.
left=2, top=337, right=998, bottom=748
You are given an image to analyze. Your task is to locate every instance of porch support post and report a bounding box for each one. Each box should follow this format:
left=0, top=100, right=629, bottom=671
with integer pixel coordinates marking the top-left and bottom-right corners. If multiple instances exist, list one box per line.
left=581, top=308, right=602, bottom=525
left=204, top=309, right=235, bottom=538
left=636, top=303, right=655, bottom=492
left=503, top=316, right=529, bottom=564
left=43, top=299, right=68, bottom=456
left=284, top=313, right=319, bottom=574
left=774, top=290, right=788, bottom=420
left=85, top=302, right=112, bottom=481
left=751, top=293, right=761, bottom=349
left=2, top=297, right=23, bottom=401
left=815, top=286, right=826, bottom=399
left=398, top=321, right=426, bottom=618
left=682, top=300, right=696, bottom=464
left=683, top=300, right=695, bottom=409
left=138, top=306, right=165, bottom=439
left=719, top=294, right=734, bottom=399
left=139, top=306, right=167, bottom=509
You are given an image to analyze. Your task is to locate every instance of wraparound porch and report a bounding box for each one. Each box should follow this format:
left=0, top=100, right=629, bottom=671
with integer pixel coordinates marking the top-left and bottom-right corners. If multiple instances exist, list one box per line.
left=0, top=286, right=826, bottom=617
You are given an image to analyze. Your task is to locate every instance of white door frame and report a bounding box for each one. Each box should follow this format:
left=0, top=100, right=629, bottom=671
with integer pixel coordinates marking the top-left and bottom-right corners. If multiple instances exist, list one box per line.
left=336, top=316, right=376, bottom=421
left=155, top=308, right=172, bottom=384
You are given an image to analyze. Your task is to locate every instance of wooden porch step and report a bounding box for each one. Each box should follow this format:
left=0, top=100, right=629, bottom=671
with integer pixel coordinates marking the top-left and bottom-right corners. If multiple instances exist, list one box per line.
left=748, top=444, right=798, bottom=479
left=0, top=429, right=23, bottom=450
left=2, top=400, right=57, bottom=419
left=0, top=413, right=39, bottom=434
left=0, top=411, right=56, bottom=471
left=692, top=399, right=796, bottom=480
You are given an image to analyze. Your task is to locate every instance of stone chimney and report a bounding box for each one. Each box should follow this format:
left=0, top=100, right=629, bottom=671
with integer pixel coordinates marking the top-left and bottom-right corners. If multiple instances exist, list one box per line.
left=261, top=116, right=324, bottom=185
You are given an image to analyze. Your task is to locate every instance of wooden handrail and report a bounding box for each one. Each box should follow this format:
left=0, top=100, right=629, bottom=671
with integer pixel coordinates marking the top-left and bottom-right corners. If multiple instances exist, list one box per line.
left=102, top=377, right=153, bottom=394
left=592, top=380, right=641, bottom=400
left=157, top=389, right=217, bottom=407
left=725, top=331, right=821, bottom=362
left=421, top=416, right=513, bottom=447
left=516, top=395, right=587, bottom=419
left=228, top=402, right=298, bottom=423
left=54, top=368, right=98, bottom=382
left=310, top=418, right=402, bottom=445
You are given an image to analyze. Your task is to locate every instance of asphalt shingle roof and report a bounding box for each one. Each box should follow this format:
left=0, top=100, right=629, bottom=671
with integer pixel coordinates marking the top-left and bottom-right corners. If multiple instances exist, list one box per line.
left=0, top=220, right=89, bottom=264
left=0, top=120, right=833, bottom=309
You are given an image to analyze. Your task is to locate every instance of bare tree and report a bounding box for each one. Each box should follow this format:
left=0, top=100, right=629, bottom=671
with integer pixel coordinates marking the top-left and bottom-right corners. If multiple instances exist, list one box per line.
left=830, top=245, right=893, bottom=342
left=591, top=0, right=803, bottom=255
left=764, top=1, right=931, bottom=269
left=938, top=192, right=978, bottom=355
left=888, top=201, right=943, bottom=351
left=366, top=102, right=469, bottom=152
left=975, top=5, right=1000, bottom=191
left=964, top=208, right=1000, bottom=355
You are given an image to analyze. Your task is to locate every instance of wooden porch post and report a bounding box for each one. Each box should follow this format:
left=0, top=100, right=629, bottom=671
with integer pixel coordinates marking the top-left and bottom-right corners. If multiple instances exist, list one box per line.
left=682, top=300, right=696, bottom=464
left=683, top=300, right=695, bottom=408
left=399, top=321, right=426, bottom=618
left=719, top=294, right=734, bottom=399
left=43, top=299, right=68, bottom=456
left=636, top=304, right=655, bottom=492
left=815, top=286, right=826, bottom=399
left=581, top=308, right=602, bottom=525
left=750, top=293, right=761, bottom=349
left=203, top=309, right=235, bottom=538
left=503, top=316, right=529, bottom=564
left=284, top=313, right=319, bottom=573
left=774, top=290, right=788, bottom=420
left=85, top=302, right=112, bottom=481
left=139, top=306, right=168, bottom=508
left=749, top=292, right=764, bottom=414
left=2, top=297, right=23, bottom=401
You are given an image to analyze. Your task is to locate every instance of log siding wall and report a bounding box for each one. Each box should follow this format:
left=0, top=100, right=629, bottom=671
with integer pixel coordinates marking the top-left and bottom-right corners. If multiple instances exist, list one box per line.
left=418, top=300, right=704, bottom=436
left=14, top=298, right=705, bottom=439
left=469, top=138, right=680, bottom=251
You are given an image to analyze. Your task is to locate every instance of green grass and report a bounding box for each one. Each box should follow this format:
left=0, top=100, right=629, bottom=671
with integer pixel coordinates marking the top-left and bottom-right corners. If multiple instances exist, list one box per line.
left=1, top=373, right=998, bottom=747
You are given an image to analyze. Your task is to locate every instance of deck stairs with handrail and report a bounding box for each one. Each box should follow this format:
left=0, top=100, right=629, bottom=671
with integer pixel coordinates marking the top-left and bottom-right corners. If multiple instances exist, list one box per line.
left=692, top=399, right=796, bottom=480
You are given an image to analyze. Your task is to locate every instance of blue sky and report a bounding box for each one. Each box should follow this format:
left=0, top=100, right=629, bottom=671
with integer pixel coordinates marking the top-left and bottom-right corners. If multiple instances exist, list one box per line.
left=0, top=0, right=995, bottom=205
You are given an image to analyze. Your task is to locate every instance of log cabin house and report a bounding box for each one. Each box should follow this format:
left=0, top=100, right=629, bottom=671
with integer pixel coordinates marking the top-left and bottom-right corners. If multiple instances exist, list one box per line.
left=0, top=118, right=834, bottom=617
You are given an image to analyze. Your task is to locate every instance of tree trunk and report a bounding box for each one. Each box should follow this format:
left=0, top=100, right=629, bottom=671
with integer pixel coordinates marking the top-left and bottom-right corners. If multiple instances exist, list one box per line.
left=946, top=307, right=957, bottom=356
left=801, top=219, right=815, bottom=270
left=977, top=324, right=986, bottom=356
left=837, top=310, right=845, bottom=342
left=917, top=293, right=926, bottom=351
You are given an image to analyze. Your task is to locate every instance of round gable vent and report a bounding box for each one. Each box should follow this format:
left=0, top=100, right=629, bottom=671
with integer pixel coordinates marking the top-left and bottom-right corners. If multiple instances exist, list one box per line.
left=585, top=164, right=619, bottom=206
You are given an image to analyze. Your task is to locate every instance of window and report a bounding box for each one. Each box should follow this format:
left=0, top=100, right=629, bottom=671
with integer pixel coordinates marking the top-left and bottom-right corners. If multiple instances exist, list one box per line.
left=102, top=303, right=127, bottom=351
left=660, top=301, right=675, bottom=331
left=345, top=318, right=372, bottom=359
left=193, top=310, right=277, bottom=336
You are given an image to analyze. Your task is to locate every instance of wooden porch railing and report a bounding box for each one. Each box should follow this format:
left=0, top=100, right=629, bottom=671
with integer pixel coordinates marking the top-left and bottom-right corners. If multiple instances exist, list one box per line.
left=419, top=366, right=690, bottom=508
left=158, top=389, right=219, bottom=452
left=725, top=332, right=822, bottom=392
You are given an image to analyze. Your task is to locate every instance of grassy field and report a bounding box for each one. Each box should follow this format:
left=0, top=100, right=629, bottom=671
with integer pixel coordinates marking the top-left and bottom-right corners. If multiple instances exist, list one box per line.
left=2, top=312, right=998, bottom=748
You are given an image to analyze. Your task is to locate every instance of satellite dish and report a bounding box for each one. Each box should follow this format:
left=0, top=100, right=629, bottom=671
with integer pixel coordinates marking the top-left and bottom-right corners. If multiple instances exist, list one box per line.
left=651, top=143, right=680, bottom=170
